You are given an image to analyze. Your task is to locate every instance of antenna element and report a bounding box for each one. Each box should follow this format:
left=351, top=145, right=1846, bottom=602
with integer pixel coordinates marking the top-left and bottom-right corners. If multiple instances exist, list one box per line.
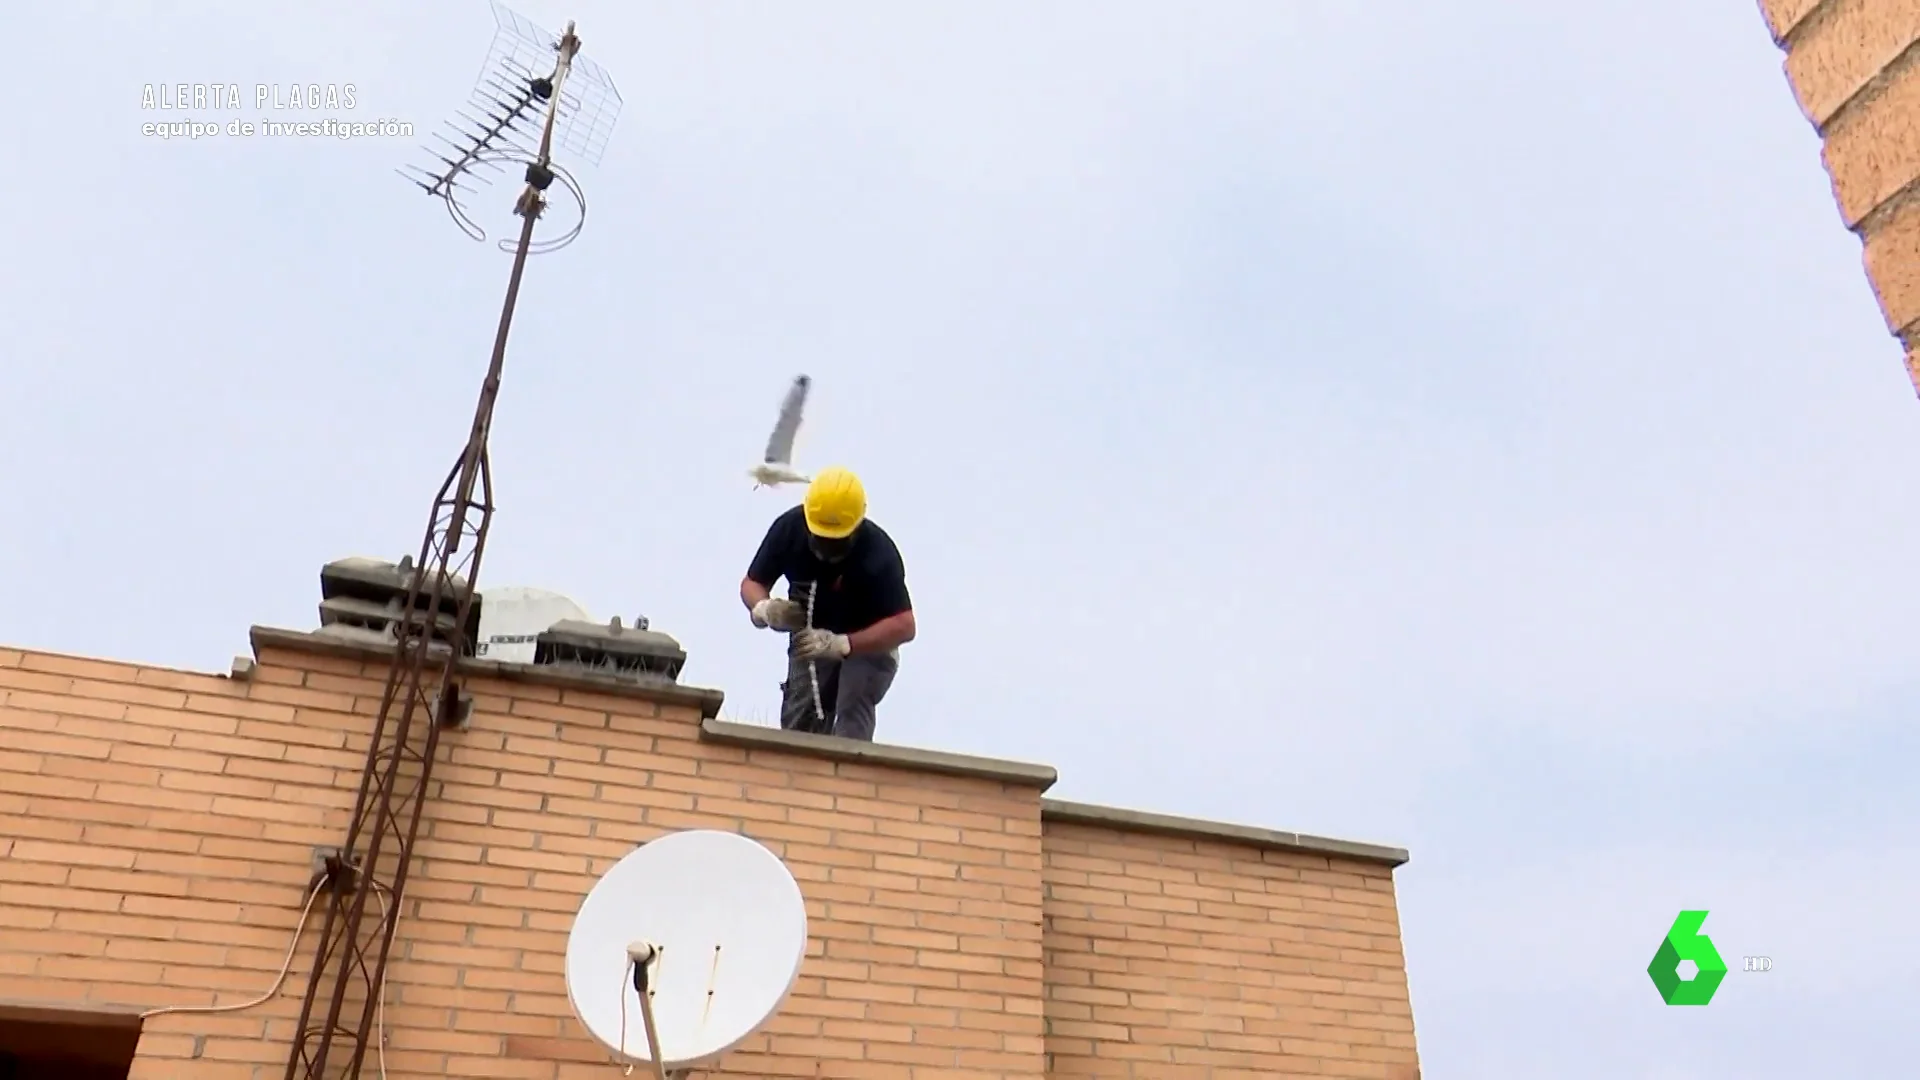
left=398, top=0, right=623, bottom=251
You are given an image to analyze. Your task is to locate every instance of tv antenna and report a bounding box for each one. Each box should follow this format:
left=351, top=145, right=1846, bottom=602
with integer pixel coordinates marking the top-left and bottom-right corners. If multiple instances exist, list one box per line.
left=401, top=0, right=622, bottom=252
left=565, top=830, right=810, bottom=1079
left=284, top=6, right=623, bottom=1079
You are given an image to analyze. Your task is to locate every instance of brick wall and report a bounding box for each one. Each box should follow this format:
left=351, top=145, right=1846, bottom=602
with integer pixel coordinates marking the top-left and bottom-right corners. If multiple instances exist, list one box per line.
left=1040, top=814, right=1418, bottom=1080
left=0, top=633, right=1416, bottom=1079
left=1760, top=0, right=1920, bottom=393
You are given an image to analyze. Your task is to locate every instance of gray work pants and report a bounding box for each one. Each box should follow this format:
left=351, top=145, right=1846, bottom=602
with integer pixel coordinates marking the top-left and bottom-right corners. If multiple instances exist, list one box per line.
left=779, top=643, right=898, bottom=742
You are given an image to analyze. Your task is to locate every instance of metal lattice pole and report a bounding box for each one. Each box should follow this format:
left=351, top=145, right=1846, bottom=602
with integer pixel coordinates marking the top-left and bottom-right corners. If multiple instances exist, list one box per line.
left=284, top=8, right=621, bottom=1077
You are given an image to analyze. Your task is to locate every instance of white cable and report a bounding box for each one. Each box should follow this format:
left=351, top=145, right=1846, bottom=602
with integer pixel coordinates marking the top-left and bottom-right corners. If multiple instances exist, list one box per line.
left=136, top=868, right=401, bottom=1068
left=139, top=879, right=326, bottom=1020
left=370, top=882, right=399, bottom=1080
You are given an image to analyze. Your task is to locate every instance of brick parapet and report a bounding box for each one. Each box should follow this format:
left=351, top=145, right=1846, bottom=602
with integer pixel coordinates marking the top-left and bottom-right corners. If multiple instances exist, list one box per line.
left=0, top=635, right=1416, bottom=1078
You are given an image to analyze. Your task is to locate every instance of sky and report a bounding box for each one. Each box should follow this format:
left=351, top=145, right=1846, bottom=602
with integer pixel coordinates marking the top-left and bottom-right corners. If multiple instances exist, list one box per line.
left=2, top=1, right=1915, bottom=1076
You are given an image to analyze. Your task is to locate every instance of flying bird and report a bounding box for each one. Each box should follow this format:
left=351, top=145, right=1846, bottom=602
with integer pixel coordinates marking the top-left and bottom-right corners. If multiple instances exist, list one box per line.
left=749, top=374, right=814, bottom=489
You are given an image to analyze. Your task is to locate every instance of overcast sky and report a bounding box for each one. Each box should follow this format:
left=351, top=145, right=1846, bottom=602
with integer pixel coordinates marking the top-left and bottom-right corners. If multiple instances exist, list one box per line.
left=3, top=1, right=1915, bottom=1076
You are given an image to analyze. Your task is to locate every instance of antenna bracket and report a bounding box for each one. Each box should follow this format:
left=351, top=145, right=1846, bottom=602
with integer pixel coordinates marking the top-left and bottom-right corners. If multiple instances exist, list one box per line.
left=310, top=847, right=356, bottom=894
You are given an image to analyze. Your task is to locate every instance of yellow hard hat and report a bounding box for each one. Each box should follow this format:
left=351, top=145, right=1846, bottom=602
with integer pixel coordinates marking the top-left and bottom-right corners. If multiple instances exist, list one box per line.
left=803, top=466, right=867, bottom=539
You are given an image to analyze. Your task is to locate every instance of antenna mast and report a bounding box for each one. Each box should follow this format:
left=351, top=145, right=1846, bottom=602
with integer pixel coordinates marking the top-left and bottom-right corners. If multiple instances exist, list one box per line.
left=285, top=6, right=620, bottom=1077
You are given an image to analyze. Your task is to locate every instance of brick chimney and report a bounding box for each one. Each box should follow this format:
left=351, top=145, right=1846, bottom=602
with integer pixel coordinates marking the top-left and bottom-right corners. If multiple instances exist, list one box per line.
left=1759, top=0, right=1920, bottom=393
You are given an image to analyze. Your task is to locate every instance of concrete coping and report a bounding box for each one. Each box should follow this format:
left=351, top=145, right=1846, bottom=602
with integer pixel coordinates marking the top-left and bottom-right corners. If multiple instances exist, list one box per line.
left=698, top=717, right=1060, bottom=791
left=1040, top=798, right=1411, bottom=868
left=697, top=721, right=1408, bottom=867
left=249, top=626, right=727, bottom=719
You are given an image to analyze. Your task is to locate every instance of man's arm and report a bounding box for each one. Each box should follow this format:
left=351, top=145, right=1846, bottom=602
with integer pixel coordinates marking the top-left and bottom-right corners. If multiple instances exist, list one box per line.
left=740, top=575, right=772, bottom=612
left=846, top=540, right=914, bottom=654
left=743, top=514, right=789, bottom=613
left=743, top=516, right=803, bottom=627
left=846, top=608, right=915, bottom=655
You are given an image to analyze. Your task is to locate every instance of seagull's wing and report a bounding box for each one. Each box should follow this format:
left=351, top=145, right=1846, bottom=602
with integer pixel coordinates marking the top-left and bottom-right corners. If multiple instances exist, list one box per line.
left=762, top=374, right=811, bottom=465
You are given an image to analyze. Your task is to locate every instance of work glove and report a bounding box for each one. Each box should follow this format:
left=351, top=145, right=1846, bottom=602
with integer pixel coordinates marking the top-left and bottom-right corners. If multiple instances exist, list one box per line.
left=794, top=628, right=852, bottom=661
left=750, top=598, right=805, bottom=631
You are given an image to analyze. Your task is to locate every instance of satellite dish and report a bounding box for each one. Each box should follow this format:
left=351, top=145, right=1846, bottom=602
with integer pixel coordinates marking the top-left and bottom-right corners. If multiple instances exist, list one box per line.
left=474, top=585, right=591, bottom=663
left=564, top=830, right=808, bottom=1075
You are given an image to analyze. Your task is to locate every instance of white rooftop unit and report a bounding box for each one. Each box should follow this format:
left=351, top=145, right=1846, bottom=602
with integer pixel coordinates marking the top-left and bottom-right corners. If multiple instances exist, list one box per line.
left=475, top=586, right=592, bottom=664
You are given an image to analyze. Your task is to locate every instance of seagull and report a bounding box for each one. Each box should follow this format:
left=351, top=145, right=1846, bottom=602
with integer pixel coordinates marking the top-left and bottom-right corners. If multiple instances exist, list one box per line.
left=749, top=374, right=814, bottom=490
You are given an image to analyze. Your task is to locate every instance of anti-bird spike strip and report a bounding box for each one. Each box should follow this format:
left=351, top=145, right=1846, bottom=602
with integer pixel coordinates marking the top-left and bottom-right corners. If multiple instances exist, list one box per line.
left=284, top=10, right=621, bottom=1080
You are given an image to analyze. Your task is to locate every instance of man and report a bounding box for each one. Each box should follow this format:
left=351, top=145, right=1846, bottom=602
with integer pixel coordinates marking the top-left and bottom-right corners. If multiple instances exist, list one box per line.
left=740, top=466, right=915, bottom=742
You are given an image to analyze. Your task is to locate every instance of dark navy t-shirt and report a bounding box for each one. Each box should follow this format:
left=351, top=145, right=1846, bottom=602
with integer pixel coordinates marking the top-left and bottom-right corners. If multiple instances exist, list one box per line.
left=746, top=506, right=912, bottom=634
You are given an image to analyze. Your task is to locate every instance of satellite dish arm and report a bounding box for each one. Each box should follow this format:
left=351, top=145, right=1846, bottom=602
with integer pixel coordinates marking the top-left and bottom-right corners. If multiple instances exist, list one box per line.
left=626, top=941, right=670, bottom=1080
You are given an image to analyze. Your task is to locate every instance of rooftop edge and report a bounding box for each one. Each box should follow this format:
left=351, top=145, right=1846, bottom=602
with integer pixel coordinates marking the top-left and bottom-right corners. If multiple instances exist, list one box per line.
left=697, top=720, right=1408, bottom=867
left=245, top=626, right=1408, bottom=868
left=248, top=625, right=727, bottom=719
left=1040, top=798, right=1410, bottom=868
left=698, top=716, right=1060, bottom=791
